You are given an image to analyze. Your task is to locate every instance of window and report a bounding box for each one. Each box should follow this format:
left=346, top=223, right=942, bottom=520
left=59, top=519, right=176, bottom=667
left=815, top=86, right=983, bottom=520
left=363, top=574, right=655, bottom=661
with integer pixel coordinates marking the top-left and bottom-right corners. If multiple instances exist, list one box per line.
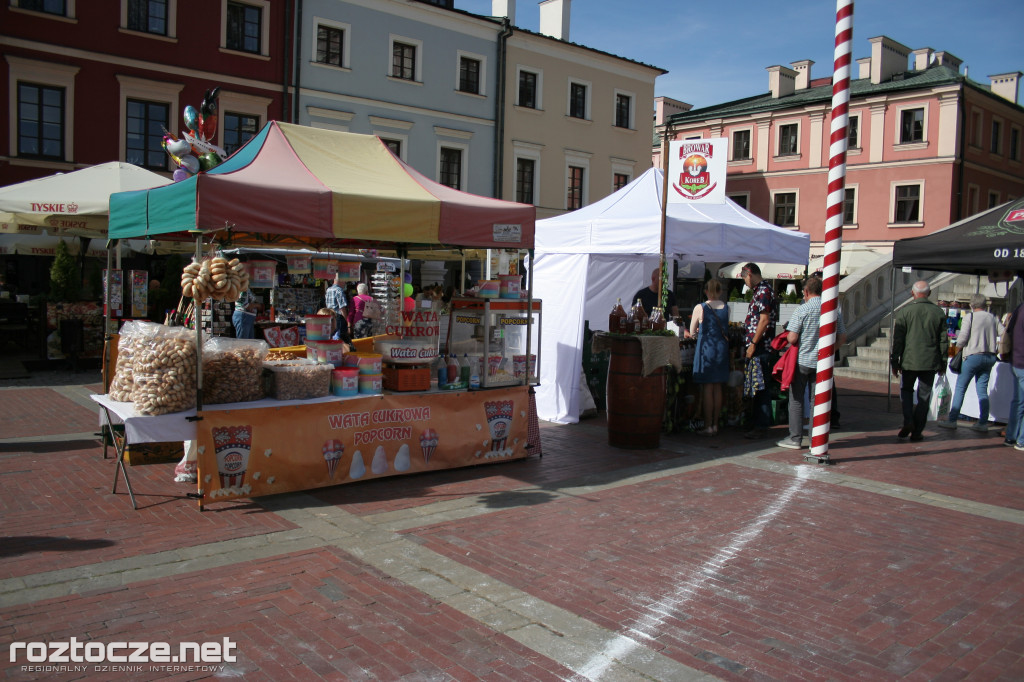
left=17, top=83, right=64, bottom=159
left=567, top=166, right=585, bottom=209
left=316, top=24, right=344, bottom=66
left=772, top=192, right=797, bottom=227
left=518, top=70, right=537, bottom=109
left=971, top=110, right=983, bottom=147
left=226, top=1, right=261, bottom=54
left=848, top=115, right=859, bottom=148
left=568, top=81, right=588, bottom=119
left=732, top=129, right=751, bottom=160
left=988, top=191, right=1001, bottom=209
left=843, top=187, right=856, bottom=225
left=392, top=42, right=416, bottom=81
left=728, top=194, right=748, bottom=210
left=382, top=139, right=402, bottom=158
left=614, top=94, right=631, bottom=129
left=127, top=0, right=167, bottom=35
left=899, top=108, right=924, bottom=143
left=126, top=99, right=169, bottom=171
left=894, top=184, right=920, bottom=222
left=439, top=147, right=462, bottom=190
left=18, top=0, right=66, bottom=15
left=778, top=124, right=798, bottom=155
left=222, top=112, right=258, bottom=156
left=967, top=185, right=979, bottom=215
left=1011, top=128, right=1021, bottom=162
left=516, top=158, right=535, bottom=204
left=613, top=173, right=629, bottom=192
left=459, top=56, right=480, bottom=94
left=991, top=120, right=1003, bottom=155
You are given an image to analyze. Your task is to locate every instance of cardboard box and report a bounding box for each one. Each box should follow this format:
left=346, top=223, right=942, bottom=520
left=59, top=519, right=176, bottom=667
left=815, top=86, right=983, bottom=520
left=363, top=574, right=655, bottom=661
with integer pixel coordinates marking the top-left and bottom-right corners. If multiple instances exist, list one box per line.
left=382, top=365, right=430, bottom=391
left=124, top=441, right=184, bottom=466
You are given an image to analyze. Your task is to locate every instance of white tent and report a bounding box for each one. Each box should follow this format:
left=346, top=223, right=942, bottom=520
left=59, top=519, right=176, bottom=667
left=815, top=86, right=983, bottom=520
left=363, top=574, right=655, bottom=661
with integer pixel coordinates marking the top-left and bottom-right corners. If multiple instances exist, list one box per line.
left=532, top=167, right=811, bottom=424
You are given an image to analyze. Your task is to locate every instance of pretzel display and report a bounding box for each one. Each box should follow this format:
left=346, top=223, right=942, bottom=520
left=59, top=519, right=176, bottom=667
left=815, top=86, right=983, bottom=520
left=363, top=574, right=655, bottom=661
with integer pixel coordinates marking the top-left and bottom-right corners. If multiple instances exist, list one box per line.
left=180, top=257, right=250, bottom=302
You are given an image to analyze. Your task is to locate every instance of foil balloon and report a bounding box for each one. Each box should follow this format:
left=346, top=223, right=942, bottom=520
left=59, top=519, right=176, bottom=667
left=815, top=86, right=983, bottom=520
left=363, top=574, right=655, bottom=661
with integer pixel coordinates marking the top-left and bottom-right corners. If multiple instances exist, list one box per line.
left=183, top=105, right=200, bottom=136
left=199, top=87, right=221, bottom=141
left=172, top=168, right=190, bottom=182
left=165, top=137, right=191, bottom=159
left=198, top=152, right=222, bottom=172
left=179, top=154, right=200, bottom=174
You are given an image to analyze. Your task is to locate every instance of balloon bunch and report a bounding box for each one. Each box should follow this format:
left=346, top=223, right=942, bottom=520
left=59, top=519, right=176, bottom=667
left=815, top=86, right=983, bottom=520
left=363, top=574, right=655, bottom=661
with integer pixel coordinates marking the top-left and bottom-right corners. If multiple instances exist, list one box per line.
left=162, top=87, right=227, bottom=182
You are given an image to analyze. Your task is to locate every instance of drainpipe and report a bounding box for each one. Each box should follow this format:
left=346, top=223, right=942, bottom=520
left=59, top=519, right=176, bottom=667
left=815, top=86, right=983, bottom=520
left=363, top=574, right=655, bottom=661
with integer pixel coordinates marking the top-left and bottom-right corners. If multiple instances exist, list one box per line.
left=956, top=80, right=966, bottom=220
left=292, top=0, right=303, bottom=124
left=493, top=17, right=512, bottom=199
left=282, top=0, right=292, bottom=121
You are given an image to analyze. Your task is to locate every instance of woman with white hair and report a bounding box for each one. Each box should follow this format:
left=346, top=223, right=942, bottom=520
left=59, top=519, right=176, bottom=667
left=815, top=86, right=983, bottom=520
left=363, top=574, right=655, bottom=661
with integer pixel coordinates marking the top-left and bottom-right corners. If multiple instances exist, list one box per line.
left=349, top=282, right=376, bottom=339
left=938, top=293, right=1003, bottom=431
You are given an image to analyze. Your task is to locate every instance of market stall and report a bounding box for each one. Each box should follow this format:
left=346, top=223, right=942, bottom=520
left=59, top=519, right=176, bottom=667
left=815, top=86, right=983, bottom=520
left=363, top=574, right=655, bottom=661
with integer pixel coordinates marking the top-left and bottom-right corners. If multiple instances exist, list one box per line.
left=893, top=197, right=1024, bottom=424
left=104, top=122, right=538, bottom=508
left=531, top=167, right=811, bottom=424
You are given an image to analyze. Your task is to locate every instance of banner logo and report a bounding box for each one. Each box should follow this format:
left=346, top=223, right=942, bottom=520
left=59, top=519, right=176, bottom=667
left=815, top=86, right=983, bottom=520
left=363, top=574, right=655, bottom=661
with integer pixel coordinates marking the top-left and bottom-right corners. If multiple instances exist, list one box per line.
left=667, top=138, right=728, bottom=204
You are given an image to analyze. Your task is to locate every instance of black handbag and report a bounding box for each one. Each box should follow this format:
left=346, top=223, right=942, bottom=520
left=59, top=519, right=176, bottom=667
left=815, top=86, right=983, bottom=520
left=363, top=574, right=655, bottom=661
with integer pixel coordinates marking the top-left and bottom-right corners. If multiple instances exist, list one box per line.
left=948, top=348, right=964, bottom=373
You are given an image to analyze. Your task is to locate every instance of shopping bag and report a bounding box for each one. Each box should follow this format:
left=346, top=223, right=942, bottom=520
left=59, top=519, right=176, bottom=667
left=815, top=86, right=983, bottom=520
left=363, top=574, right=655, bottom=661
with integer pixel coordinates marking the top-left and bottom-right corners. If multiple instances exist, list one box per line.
left=934, top=373, right=952, bottom=421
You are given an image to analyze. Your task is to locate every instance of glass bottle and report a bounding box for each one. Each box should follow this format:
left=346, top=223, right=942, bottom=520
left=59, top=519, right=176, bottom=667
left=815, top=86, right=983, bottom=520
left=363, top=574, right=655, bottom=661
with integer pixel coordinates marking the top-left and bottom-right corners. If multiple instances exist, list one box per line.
left=609, top=297, right=626, bottom=334
left=633, top=299, right=648, bottom=333
left=650, top=307, right=666, bottom=331
left=625, top=301, right=637, bottom=334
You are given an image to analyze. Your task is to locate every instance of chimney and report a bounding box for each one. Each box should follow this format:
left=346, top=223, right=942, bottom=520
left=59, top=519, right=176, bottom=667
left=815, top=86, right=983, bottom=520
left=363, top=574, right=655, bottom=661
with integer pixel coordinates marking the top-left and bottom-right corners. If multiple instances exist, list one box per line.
left=538, top=0, right=570, bottom=41
left=857, top=57, right=871, bottom=80
left=491, top=0, right=515, bottom=25
left=868, top=36, right=911, bottom=84
left=790, top=60, right=814, bottom=89
left=990, top=72, right=1022, bottom=103
left=911, top=48, right=933, bottom=71
left=932, top=51, right=963, bottom=72
left=766, top=65, right=797, bottom=99
left=655, top=96, right=692, bottom=126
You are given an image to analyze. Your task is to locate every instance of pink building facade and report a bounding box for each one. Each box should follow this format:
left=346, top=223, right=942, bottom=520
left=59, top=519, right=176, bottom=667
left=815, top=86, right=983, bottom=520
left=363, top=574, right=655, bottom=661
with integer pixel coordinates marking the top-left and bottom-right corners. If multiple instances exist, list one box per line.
left=660, top=37, right=1024, bottom=251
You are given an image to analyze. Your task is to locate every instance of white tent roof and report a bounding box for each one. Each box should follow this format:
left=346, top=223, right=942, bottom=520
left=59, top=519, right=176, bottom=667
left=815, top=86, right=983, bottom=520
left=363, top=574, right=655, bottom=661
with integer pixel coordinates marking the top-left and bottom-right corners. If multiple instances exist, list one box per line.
left=536, top=167, right=810, bottom=263
left=0, top=162, right=170, bottom=237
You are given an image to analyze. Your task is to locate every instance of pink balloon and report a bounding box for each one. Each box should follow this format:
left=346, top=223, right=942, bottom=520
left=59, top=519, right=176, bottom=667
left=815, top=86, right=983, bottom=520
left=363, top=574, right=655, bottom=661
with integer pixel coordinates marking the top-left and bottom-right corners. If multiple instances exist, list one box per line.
left=172, top=168, right=190, bottom=182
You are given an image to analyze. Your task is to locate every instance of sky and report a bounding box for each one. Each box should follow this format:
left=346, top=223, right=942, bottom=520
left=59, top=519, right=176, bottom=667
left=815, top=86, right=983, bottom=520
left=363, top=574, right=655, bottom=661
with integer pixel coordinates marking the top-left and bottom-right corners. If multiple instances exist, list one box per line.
left=455, top=0, right=1024, bottom=108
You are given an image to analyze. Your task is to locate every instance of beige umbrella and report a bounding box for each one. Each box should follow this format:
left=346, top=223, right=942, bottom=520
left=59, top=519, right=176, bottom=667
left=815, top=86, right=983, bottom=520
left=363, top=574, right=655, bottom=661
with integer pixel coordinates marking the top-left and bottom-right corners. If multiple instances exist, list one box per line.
left=0, top=161, right=170, bottom=237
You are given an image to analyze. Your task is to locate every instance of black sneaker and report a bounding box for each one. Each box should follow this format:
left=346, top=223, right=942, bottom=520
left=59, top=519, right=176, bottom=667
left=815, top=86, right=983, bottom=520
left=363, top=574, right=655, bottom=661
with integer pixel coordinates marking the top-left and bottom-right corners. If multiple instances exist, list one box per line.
left=910, top=433, right=924, bottom=442
left=898, top=425, right=912, bottom=439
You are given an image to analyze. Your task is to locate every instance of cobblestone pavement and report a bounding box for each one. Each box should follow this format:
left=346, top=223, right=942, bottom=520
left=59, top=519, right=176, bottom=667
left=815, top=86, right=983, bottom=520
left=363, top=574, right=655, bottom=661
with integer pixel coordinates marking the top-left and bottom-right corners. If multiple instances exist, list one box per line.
left=2, top=371, right=1023, bottom=681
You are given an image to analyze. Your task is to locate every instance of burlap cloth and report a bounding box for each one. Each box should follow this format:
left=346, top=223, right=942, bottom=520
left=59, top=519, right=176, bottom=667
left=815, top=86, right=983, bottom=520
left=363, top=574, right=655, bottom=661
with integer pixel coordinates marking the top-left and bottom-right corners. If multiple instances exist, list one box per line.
left=591, top=332, right=682, bottom=377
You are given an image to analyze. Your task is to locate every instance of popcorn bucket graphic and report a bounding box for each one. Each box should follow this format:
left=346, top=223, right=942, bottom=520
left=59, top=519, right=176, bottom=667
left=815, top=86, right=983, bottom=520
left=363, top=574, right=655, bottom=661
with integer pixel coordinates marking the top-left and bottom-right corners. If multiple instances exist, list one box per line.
left=323, top=439, right=344, bottom=480
left=483, top=399, right=514, bottom=452
left=213, top=425, right=252, bottom=488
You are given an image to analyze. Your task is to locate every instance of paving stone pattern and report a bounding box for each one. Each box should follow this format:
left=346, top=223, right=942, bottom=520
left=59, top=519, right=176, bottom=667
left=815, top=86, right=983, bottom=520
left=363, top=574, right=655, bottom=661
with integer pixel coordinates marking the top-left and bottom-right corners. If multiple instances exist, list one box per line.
left=2, top=373, right=1023, bottom=680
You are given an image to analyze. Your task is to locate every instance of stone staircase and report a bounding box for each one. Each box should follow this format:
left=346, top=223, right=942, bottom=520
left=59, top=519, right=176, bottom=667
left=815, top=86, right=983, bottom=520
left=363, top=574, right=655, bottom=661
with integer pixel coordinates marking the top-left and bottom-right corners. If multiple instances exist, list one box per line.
left=835, top=326, right=893, bottom=383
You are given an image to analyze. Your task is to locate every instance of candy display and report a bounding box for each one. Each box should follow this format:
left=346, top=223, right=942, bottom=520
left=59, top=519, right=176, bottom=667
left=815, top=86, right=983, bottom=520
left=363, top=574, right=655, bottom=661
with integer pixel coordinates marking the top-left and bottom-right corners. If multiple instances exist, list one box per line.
left=202, top=337, right=269, bottom=404
left=263, top=360, right=332, bottom=400
left=130, top=327, right=198, bottom=416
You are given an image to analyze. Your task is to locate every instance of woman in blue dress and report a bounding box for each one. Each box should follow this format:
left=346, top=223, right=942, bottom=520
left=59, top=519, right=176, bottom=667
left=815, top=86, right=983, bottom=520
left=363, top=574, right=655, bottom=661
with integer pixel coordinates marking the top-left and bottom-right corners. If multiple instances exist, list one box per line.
left=687, top=278, right=730, bottom=435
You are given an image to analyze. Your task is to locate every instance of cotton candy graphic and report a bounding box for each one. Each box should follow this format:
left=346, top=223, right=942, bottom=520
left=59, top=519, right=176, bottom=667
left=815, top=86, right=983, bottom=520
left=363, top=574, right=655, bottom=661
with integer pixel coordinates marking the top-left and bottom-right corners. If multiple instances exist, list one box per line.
left=349, top=450, right=366, bottom=480
left=371, top=445, right=388, bottom=475
left=323, top=439, right=344, bottom=480
left=420, top=428, right=439, bottom=464
left=395, top=443, right=411, bottom=472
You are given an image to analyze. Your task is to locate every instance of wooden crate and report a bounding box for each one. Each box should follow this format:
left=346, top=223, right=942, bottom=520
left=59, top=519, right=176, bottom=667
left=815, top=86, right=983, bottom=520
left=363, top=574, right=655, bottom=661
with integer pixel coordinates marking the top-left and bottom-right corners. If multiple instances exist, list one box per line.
left=124, top=441, right=184, bottom=466
left=382, top=365, right=430, bottom=391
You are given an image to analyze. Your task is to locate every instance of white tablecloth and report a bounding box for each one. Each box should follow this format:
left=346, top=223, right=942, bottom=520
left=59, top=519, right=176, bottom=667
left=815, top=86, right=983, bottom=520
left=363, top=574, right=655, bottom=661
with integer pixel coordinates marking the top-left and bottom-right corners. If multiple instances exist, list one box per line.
left=929, top=361, right=1015, bottom=423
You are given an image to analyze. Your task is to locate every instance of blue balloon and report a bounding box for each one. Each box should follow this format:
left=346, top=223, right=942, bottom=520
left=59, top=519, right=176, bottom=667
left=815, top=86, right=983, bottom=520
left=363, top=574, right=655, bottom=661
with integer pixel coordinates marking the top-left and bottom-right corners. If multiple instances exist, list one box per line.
left=404, top=272, right=412, bottom=283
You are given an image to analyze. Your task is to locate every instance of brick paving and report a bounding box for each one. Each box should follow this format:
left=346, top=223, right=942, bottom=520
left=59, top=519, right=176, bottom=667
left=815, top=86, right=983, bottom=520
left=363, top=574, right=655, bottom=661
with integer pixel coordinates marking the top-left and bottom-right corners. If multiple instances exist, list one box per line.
left=2, top=371, right=1024, bottom=681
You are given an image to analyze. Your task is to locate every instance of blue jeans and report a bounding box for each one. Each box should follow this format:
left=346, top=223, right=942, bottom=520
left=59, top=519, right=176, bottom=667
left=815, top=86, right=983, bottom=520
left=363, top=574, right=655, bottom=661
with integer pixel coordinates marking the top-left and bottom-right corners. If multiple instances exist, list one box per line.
left=232, top=310, right=255, bottom=339
left=947, top=352, right=998, bottom=423
left=1007, top=366, right=1024, bottom=445
left=900, top=369, right=935, bottom=437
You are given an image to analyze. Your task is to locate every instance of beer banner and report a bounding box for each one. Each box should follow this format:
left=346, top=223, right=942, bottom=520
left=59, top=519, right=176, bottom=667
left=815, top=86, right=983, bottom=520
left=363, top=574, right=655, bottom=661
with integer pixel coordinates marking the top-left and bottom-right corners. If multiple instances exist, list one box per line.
left=196, top=386, right=530, bottom=502
left=667, top=138, right=728, bottom=204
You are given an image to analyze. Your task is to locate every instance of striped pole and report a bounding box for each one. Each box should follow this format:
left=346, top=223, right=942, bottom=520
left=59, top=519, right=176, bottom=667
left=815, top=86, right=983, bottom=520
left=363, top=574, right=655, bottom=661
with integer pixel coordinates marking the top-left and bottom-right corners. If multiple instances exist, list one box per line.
left=809, top=0, right=853, bottom=463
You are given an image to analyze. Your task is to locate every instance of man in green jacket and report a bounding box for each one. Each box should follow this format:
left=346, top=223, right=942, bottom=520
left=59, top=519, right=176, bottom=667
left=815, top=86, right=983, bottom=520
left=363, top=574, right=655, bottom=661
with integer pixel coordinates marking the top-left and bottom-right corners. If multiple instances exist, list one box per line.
left=890, top=280, right=949, bottom=441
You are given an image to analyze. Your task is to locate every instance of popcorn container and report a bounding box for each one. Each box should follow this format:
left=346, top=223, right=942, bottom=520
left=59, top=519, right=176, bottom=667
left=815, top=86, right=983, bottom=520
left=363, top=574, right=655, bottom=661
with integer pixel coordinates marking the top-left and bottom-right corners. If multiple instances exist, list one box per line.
left=212, top=425, right=252, bottom=489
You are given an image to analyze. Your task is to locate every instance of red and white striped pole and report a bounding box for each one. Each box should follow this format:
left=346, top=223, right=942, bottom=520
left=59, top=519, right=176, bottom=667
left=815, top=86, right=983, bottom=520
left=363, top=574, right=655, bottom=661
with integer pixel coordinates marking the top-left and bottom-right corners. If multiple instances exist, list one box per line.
left=810, top=0, right=853, bottom=463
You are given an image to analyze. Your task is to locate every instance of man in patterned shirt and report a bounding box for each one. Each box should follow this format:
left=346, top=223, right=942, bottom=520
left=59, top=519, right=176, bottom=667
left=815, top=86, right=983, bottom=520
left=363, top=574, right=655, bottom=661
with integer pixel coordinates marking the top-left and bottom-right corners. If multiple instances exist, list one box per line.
left=741, top=263, right=778, bottom=438
left=776, top=276, right=847, bottom=450
left=324, top=273, right=348, bottom=340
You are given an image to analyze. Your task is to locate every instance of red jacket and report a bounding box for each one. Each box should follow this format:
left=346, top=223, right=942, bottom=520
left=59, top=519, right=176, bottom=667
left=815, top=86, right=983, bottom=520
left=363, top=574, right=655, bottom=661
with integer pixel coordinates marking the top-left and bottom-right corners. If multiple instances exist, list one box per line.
left=771, top=330, right=798, bottom=391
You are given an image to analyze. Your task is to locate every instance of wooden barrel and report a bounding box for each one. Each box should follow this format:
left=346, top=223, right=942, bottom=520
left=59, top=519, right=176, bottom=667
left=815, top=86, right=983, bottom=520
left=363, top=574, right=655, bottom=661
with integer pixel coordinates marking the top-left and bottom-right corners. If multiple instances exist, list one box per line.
left=606, top=336, right=665, bottom=449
